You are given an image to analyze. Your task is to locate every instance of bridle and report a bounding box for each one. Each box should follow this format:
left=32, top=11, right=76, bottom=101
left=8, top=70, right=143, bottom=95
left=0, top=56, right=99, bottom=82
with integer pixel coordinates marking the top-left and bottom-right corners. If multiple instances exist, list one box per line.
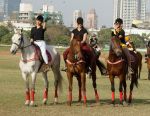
left=12, top=34, right=32, bottom=50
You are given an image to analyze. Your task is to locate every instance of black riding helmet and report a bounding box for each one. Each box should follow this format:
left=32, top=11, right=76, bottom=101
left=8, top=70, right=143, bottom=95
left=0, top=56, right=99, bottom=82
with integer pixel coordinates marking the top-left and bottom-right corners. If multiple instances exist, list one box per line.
left=36, top=15, right=44, bottom=22
left=77, top=17, right=84, bottom=25
left=115, top=18, right=123, bottom=25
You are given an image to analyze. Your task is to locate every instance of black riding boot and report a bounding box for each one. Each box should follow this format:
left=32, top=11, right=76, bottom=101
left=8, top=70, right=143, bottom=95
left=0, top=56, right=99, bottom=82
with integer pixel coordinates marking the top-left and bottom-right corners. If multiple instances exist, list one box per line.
left=96, top=59, right=107, bottom=75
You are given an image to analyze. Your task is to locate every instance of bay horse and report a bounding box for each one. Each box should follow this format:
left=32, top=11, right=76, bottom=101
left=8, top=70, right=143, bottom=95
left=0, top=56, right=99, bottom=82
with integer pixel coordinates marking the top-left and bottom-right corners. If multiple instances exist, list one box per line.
left=146, top=43, right=150, bottom=80
left=107, top=37, right=138, bottom=105
left=10, top=29, right=63, bottom=106
left=129, top=42, right=142, bottom=79
left=66, top=36, right=99, bottom=106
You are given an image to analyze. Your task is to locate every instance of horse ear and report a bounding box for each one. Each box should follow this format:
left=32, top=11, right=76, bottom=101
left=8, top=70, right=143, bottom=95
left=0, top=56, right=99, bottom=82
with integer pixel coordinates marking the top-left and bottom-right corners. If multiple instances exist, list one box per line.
left=14, top=28, right=17, bottom=33
left=21, top=28, right=23, bottom=33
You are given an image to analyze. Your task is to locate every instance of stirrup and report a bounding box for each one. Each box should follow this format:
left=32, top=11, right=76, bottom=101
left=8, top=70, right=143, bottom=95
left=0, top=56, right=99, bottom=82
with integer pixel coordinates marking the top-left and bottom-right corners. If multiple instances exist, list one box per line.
left=61, top=67, right=67, bottom=72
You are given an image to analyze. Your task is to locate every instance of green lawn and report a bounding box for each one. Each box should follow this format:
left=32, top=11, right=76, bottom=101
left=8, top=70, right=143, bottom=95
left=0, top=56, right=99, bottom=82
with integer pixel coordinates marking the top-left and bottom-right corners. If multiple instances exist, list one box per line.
left=0, top=46, right=150, bottom=116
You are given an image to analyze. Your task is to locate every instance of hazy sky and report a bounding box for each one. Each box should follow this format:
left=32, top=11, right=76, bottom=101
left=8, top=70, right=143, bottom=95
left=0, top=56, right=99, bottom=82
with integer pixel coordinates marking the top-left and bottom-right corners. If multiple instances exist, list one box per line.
left=21, top=0, right=114, bottom=27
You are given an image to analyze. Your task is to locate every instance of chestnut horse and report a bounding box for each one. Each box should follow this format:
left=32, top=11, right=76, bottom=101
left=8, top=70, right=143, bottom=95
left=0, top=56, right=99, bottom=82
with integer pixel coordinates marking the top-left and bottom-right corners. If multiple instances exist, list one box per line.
left=146, top=44, right=150, bottom=80
left=66, top=36, right=99, bottom=106
left=107, top=37, right=138, bottom=105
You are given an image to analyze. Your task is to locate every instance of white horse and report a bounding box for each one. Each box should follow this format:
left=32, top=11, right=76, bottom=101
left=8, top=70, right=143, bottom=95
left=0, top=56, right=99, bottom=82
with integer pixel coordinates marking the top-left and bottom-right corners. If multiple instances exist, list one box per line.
left=10, top=29, right=63, bottom=106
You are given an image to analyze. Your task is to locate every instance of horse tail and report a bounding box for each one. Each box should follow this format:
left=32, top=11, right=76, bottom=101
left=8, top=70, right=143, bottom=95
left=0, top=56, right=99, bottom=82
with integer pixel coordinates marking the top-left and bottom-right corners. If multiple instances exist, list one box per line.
left=52, top=52, right=63, bottom=93
left=135, top=71, right=139, bottom=88
left=138, top=53, right=142, bottom=79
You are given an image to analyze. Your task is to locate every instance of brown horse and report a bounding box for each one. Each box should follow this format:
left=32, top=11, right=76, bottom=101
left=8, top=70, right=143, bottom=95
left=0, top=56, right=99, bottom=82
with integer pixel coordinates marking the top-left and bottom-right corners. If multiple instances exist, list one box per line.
left=66, top=36, right=99, bottom=106
left=107, top=37, right=127, bottom=105
left=146, top=45, right=150, bottom=80
left=107, top=37, right=139, bottom=104
left=129, top=42, right=142, bottom=79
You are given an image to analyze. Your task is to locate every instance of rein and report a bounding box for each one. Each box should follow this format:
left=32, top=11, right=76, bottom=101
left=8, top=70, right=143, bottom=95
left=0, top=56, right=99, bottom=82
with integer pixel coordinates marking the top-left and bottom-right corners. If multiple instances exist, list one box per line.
left=22, top=47, right=39, bottom=63
left=66, top=59, right=86, bottom=66
left=107, top=59, right=124, bottom=65
left=13, top=36, right=39, bottom=63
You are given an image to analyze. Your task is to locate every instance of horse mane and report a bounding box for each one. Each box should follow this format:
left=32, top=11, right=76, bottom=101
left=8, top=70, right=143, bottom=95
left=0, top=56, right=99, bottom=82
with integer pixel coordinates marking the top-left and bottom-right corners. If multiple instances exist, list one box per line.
left=68, top=36, right=84, bottom=62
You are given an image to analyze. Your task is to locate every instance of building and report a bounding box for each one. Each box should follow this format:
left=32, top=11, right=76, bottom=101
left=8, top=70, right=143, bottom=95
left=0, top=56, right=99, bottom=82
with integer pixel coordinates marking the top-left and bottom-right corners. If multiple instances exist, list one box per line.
left=42, top=4, right=55, bottom=13
left=73, top=10, right=82, bottom=28
left=86, top=9, right=97, bottom=29
left=113, top=0, right=146, bottom=29
left=0, top=0, right=5, bottom=20
left=19, top=3, right=63, bottom=25
left=0, top=0, right=21, bottom=21
left=12, top=22, right=34, bottom=31
left=20, top=3, right=33, bottom=12
left=19, top=3, right=33, bottom=22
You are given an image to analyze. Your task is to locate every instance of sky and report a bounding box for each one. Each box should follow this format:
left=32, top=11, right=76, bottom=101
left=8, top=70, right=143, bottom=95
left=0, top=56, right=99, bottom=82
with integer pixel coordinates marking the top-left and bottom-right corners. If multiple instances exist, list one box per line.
left=21, top=0, right=114, bottom=27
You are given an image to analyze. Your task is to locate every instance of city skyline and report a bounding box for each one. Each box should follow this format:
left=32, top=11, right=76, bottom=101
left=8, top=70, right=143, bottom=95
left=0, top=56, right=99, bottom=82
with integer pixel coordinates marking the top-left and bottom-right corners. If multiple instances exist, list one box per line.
left=21, top=0, right=114, bottom=28
left=113, top=0, right=147, bottom=29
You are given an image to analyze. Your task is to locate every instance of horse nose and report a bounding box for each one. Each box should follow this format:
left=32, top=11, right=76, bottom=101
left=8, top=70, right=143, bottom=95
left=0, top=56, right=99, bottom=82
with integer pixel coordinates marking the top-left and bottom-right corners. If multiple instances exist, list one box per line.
left=116, top=49, right=122, bottom=57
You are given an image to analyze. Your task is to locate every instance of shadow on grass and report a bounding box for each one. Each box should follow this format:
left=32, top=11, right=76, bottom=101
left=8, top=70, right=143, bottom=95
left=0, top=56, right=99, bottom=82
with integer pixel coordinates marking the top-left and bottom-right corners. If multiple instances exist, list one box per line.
left=43, top=98, right=150, bottom=107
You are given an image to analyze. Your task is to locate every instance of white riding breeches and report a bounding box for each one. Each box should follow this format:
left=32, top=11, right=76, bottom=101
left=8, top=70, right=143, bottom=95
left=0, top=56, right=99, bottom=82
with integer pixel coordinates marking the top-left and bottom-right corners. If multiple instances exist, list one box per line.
left=34, top=40, right=48, bottom=64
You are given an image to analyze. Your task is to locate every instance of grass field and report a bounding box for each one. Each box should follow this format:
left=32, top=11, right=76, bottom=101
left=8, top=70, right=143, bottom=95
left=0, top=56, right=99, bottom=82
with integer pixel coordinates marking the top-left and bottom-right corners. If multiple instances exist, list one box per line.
left=0, top=46, right=150, bottom=116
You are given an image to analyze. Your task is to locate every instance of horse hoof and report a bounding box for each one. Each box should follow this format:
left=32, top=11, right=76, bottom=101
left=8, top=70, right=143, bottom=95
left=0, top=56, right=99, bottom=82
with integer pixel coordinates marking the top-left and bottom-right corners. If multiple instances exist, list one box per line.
left=119, top=101, right=123, bottom=105
left=67, top=102, right=71, bottom=106
left=43, top=99, right=47, bottom=105
left=83, top=103, right=87, bottom=107
left=78, top=99, right=81, bottom=102
left=123, top=101, right=128, bottom=106
left=30, top=101, right=35, bottom=107
left=54, top=98, right=58, bottom=104
left=25, top=100, right=30, bottom=106
left=95, top=96, right=100, bottom=103
left=111, top=101, right=115, bottom=106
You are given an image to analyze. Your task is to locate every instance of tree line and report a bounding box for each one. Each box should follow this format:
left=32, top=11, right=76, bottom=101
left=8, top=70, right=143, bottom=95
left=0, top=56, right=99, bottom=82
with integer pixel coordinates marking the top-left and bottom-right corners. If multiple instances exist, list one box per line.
left=0, top=25, right=146, bottom=48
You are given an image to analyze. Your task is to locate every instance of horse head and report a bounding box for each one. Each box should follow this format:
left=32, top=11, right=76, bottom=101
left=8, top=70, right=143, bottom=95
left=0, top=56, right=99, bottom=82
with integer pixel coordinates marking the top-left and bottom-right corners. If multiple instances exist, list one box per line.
left=110, top=36, right=123, bottom=57
left=70, top=36, right=83, bottom=61
left=10, top=28, right=24, bottom=55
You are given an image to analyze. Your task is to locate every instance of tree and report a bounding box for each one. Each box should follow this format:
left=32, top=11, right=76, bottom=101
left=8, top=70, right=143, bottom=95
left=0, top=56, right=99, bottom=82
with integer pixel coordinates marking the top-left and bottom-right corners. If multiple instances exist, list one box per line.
left=98, top=28, right=112, bottom=46
left=45, top=24, right=70, bottom=46
left=130, top=34, right=145, bottom=48
left=0, top=26, right=9, bottom=41
left=0, top=32, right=14, bottom=44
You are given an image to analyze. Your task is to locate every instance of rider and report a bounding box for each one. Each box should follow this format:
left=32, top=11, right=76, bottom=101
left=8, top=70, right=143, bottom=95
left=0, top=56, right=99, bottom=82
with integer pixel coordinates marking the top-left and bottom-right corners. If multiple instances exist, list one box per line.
left=125, top=35, right=137, bottom=53
left=30, top=15, right=49, bottom=69
left=145, top=41, right=150, bottom=63
left=62, top=17, right=93, bottom=74
left=89, top=34, right=107, bottom=75
left=112, top=18, right=134, bottom=75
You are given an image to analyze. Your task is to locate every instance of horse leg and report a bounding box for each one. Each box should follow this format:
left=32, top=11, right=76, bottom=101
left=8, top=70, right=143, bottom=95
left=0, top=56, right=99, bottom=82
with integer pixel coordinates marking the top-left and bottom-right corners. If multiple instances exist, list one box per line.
left=119, top=76, right=124, bottom=105
left=138, top=63, right=142, bottom=79
left=76, top=76, right=82, bottom=102
left=22, top=72, right=30, bottom=105
left=148, top=69, right=150, bottom=80
left=51, top=54, right=63, bottom=103
left=67, top=72, right=73, bottom=106
left=122, top=79, right=127, bottom=102
left=81, top=72, right=87, bottom=106
left=109, top=75, right=115, bottom=105
left=91, top=72, right=99, bottom=102
left=30, top=72, right=37, bottom=106
left=128, top=77, right=134, bottom=104
left=42, top=72, right=49, bottom=105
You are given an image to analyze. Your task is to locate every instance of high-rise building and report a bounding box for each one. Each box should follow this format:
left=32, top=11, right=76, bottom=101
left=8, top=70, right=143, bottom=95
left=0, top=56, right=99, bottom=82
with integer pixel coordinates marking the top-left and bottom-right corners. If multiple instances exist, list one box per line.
left=42, top=4, right=55, bottom=13
left=20, top=3, right=33, bottom=12
left=73, top=10, right=82, bottom=28
left=86, top=9, right=97, bottom=29
left=0, top=0, right=21, bottom=20
left=0, top=0, right=5, bottom=20
left=113, top=0, right=146, bottom=29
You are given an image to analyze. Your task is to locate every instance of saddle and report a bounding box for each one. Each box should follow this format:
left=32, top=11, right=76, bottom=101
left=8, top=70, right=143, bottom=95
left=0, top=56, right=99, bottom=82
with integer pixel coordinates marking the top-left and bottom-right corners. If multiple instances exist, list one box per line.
left=33, top=45, right=52, bottom=72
